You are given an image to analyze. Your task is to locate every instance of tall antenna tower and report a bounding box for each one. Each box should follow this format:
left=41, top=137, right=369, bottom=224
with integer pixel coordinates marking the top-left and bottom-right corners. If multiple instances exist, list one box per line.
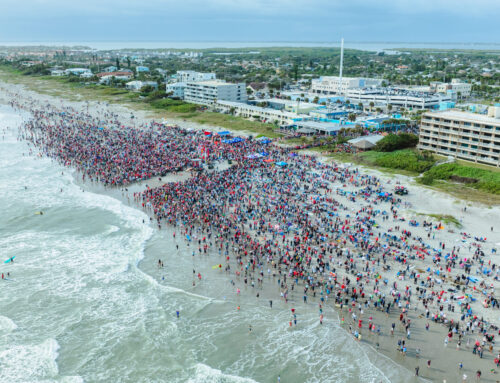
left=338, top=38, right=344, bottom=97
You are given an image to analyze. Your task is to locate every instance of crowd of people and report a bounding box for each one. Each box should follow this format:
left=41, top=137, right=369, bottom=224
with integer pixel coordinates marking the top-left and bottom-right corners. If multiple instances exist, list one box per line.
left=9, top=91, right=500, bottom=380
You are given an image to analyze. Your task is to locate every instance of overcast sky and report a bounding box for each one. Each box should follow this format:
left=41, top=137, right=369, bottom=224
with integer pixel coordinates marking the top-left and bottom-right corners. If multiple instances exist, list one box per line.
left=0, top=0, right=498, bottom=43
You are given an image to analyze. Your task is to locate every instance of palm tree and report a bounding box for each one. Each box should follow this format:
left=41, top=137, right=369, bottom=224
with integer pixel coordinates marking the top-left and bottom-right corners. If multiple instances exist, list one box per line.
left=387, top=104, right=393, bottom=113
left=358, top=102, right=363, bottom=111
left=348, top=113, right=356, bottom=122
left=369, top=101, right=375, bottom=112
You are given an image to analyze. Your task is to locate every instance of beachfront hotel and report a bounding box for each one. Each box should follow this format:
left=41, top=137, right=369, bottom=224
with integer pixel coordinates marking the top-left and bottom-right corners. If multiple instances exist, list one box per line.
left=418, top=107, right=500, bottom=167
left=184, top=80, right=247, bottom=105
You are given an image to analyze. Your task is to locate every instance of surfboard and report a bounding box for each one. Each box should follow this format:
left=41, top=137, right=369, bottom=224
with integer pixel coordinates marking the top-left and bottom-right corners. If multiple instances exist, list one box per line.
left=4, top=256, right=15, bottom=264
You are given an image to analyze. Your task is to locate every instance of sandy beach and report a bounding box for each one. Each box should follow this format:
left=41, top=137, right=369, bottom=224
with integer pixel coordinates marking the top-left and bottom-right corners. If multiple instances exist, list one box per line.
left=2, top=80, right=500, bottom=383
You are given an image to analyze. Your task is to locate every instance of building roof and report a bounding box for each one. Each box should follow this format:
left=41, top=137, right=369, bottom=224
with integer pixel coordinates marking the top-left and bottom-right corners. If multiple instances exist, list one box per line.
left=217, top=101, right=299, bottom=118
left=352, top=139, right=376, bottom=150
left=348, top=134, right=384, bottom=146
left=425, top=109, right=500, bottom=125
left=96, top=71, right=133, bottom=78
left=187, top=80, right=229, bottom=86
left=294, top=121, right=343, bottom=133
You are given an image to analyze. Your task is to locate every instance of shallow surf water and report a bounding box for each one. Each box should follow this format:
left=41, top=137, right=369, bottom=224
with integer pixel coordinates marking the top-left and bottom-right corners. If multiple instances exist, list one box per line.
left=0, top=105, right=413, bottom=382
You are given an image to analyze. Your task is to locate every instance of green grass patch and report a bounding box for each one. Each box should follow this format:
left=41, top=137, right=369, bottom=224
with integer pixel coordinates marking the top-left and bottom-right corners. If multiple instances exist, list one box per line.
left=418, top=163, right=500, bottom=195
left=357, top=149, right=435, bottom=173
left=149, top=98, right=198, bottom=113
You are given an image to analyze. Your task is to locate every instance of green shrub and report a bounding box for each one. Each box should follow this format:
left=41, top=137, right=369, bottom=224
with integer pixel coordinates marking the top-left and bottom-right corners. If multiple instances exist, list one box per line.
left=374, top=133, right=419, bottom=152
left=418, top=174, right=435, bottom=185
left=362, top=149, right=434, bottom=173
left=149, top=98, right=198, bottom=113
left=421, top=163, right=500, bottom=195
left=373, top=151, right=434, bottom=172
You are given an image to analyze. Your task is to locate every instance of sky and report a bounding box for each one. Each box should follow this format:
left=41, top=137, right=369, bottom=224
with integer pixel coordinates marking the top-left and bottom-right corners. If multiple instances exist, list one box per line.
left=0, top=0, right=499, bottom=44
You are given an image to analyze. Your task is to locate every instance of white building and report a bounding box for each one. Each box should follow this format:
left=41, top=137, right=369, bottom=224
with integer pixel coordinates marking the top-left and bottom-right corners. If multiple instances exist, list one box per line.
left=430, top=79, right=472, bottom=99
left=345, top=88, right=452, bottom=110
left=254, top=99, right=319, bottom=114
left=184, top=81, right=247, bottom=105
left=311, top=76, right=382, bottom=95
left=176, top=70, right=216, bottom=83
left=126, top=81, right=158, bottom=91
left=166, top=82, right=186, bottom=98
left=215, top=101, right=299, bottom=126
left=50, top=69, right=65, bottom=76
left=65, top=68, right=92, bottom=76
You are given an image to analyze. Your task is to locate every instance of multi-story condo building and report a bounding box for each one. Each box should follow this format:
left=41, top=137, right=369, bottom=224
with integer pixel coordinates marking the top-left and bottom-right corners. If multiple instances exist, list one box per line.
left=184, top=80, right=247, bottom=105
left=419, top=108, right=500, bottom=167
left=176, top=70, right=216, bottom=83
left=311, top=76, right=382, bottom=95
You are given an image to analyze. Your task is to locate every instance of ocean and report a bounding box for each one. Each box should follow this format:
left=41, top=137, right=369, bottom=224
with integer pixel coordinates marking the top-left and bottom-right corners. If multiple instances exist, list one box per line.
left=0, top=104, right=414, bottom=382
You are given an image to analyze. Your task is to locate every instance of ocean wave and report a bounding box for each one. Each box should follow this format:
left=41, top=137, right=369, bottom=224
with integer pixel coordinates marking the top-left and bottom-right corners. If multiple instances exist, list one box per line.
left=187, top=363, right=259, bottom=383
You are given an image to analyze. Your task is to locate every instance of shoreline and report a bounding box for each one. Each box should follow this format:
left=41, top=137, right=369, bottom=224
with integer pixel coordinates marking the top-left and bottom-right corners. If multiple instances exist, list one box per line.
left=2, top=83, right=500, bottom=382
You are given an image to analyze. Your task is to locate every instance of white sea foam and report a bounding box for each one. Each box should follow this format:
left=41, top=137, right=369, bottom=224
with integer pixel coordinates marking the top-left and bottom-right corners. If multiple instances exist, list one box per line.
left=59, top=377, right=85, bottom=383
left=187, top=363, right=259, bottom=383
left=0, top=338, right=59, bottom=382
left=0, top=315, right=17, bottom=332
left=104, top=224, right=120, bottom=234
left=142, top=270, right=223, bottom=302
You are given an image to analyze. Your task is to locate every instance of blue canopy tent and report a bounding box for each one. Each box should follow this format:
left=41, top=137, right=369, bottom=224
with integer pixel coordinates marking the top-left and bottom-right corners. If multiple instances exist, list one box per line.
left=217, top=131, right=231, bottom=136
left=276, top=161, right=288, bottom=167
left=222, top=137, right=244, bottom=144
left=256, top=136, right=271, bottom=144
